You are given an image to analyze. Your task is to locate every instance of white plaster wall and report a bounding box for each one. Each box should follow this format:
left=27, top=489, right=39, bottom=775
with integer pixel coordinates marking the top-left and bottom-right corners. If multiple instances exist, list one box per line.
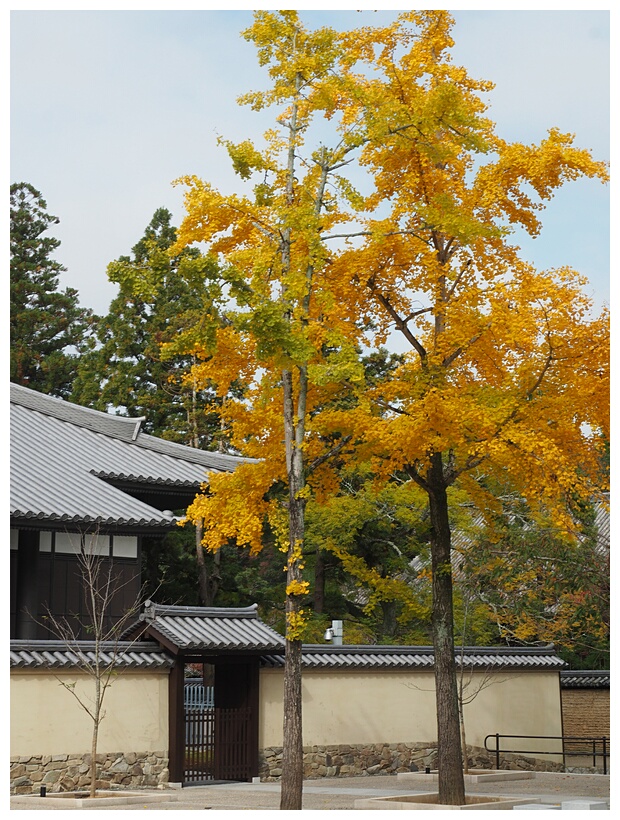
left=461, top=670, right=563, bottom=754
left=259, top=668, right=563, bottom=755
left=259, top=668, right=437, bottom=748
left=11, top=670, right=169, bottom=757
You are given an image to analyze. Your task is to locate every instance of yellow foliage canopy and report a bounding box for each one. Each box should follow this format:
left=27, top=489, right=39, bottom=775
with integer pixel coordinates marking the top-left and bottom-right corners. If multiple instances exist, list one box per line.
left=169, top=9, right=607, bottom=617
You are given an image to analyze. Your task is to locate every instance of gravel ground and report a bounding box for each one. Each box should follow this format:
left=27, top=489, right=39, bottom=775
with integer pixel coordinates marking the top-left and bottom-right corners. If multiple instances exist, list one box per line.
left=10, top=772, right=611, bottom=811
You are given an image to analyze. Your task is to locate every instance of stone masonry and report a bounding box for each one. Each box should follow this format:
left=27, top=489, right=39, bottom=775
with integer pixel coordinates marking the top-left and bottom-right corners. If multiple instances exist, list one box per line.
left=10, top=751, right=169, bottom=795
left=259, top=743, right=567, bottom=781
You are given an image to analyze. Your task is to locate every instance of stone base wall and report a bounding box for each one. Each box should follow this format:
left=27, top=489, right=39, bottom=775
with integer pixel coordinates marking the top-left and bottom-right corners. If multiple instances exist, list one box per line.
left=10, top=751, right=169, bottom=795
left=259, top=743, right=568, bottom=781
left=260, top=742, right=436, bottom=780
left=472, top=748, right=565, bottom=774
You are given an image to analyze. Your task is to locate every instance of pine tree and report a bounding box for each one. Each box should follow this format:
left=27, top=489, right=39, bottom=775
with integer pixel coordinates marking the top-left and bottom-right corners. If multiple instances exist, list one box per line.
left=72, top=208, right=233, bottom=449
left=10, top=182, right=93, bottom=397
left=72, top=209, right=244, bottom=609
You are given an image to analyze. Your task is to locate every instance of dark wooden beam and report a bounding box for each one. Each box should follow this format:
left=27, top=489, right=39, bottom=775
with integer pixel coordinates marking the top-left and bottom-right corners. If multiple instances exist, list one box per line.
left=168, top=660, right=185, bottom=784
left=14, top=530, right=40, bottom=639
left=248, top=657, right=260, bottom=780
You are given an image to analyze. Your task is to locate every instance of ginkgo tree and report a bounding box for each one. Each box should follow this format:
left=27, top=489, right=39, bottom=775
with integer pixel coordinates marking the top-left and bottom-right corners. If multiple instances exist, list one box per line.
left=168, top=12, right=369, bottom=810
left=324, top=11, right=609, bottom=805
left=164, top=10, right=608, bottom=809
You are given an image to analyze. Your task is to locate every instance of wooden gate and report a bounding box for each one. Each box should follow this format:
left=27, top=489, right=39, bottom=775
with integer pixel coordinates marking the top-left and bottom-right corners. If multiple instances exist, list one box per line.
left=184, top=705, right=215, bottom=783
left=184, top=706, right=253, bottom=784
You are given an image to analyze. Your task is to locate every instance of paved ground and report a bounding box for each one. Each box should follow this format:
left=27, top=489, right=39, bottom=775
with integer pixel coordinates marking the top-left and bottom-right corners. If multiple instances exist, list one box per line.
left=10, top=772, right=611, bottom=811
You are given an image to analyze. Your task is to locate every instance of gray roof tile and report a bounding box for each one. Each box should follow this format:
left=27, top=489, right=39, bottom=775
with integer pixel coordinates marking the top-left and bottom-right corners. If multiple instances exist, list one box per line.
left=10, top=383, right=249, bottom=528
left=261, top=644, right=565, bottom=670
left=560, top=670, right=609, bottom=688
left=130, top=602, right=286, bottom=654
left=10, top=640, right=173, bottom=670
left=450, top=496, right=610, bottom=559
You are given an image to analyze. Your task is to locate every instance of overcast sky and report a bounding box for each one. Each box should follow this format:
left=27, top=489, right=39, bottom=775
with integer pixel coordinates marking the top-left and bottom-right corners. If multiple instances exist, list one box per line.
left=9, top=3, right=610, bottom=319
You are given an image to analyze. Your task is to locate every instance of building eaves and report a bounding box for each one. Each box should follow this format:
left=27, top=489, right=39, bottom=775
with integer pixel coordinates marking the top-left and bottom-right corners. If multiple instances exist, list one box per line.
left=10, top=382, right=252, bottom=472
left=10, top=640, right=174, bottom=670
left=10, top=421, right=178, bottom=528
left=11, top=400, right=226, bottom=486
left=91, top=470, right=203, bottom=489
left=10, top=511, right=175, bottom=530
left=131, top=430, right=253, bottom=472
left=10, top=384, right=253, bottom=528
left=10, top=382, right=143, bottom=441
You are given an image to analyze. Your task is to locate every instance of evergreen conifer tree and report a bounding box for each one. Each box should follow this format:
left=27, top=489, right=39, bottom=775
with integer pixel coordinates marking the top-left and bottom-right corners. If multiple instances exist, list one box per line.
left=72, top=208, right=232, bottom=449
left=10, top=182, right=93, bottom=397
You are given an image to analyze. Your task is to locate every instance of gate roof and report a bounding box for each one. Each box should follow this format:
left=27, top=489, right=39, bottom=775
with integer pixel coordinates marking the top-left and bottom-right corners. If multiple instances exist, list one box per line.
left=126, top=601, right=285, bottom=656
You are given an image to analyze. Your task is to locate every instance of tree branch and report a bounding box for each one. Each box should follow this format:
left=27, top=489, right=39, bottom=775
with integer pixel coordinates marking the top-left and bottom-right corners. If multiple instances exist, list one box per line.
left=307, top=435, right=352, bottom=475
left=403, top=462, right=431, bottom=494
left=442, top=328, right=487, bottom=369
left=368, top=280, right=428, bottom=364
left=374, top=397, right=410, bottom=416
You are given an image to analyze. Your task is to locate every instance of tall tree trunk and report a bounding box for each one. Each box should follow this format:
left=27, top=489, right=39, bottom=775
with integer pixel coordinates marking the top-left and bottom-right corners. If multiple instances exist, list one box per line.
left=314, top=547, right=325, bottom=614
left=90, top=684, right=100, bottom=798
left=427, top=453, right=465, bottom=805
left=195, top=520, right=210, bottom=607
left=278, top=76, right=308, bottom=807
left=280, top=368, right=306, bottom=810
left=281, top=624, right=303, bottom=810
left=380, top=599, right=397, bottom=640
left=206, top=548, right=221, bottom=606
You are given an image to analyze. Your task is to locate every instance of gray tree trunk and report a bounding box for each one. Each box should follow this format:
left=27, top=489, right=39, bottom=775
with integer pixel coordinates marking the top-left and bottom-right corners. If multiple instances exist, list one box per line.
left=427, top=453, right=466, bottom=805
left=195, top=520, right=211, bottom=607
left=313, top=548, right=325, bottom=614
left=279, top=368, right=306, bottom=810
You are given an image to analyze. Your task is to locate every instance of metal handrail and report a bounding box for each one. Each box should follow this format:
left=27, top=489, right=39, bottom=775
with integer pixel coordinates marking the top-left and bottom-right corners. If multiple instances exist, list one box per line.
left=484, top=733, right=609, bottom=775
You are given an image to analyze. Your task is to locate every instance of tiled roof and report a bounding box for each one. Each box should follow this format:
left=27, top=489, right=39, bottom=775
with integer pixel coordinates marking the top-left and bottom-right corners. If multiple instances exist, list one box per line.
left=10, top=383, right=248, bottom=529
left=450, top=495, right=610, bottom=560
left=443, top=495, right=610, bottom=588
left=560, top=670, right=610, bottom=689
left=262, top=644, right=566, bottom=670
left=10, top=640, right=174, bottom=670
left=593, top=497, right=610, bottom=550
left=128, top=602, right=286, bottom=654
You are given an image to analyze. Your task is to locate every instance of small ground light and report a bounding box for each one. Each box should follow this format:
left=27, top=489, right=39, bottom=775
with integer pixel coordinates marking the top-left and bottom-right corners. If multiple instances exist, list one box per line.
left=40, top=786, right=46, bottom=797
